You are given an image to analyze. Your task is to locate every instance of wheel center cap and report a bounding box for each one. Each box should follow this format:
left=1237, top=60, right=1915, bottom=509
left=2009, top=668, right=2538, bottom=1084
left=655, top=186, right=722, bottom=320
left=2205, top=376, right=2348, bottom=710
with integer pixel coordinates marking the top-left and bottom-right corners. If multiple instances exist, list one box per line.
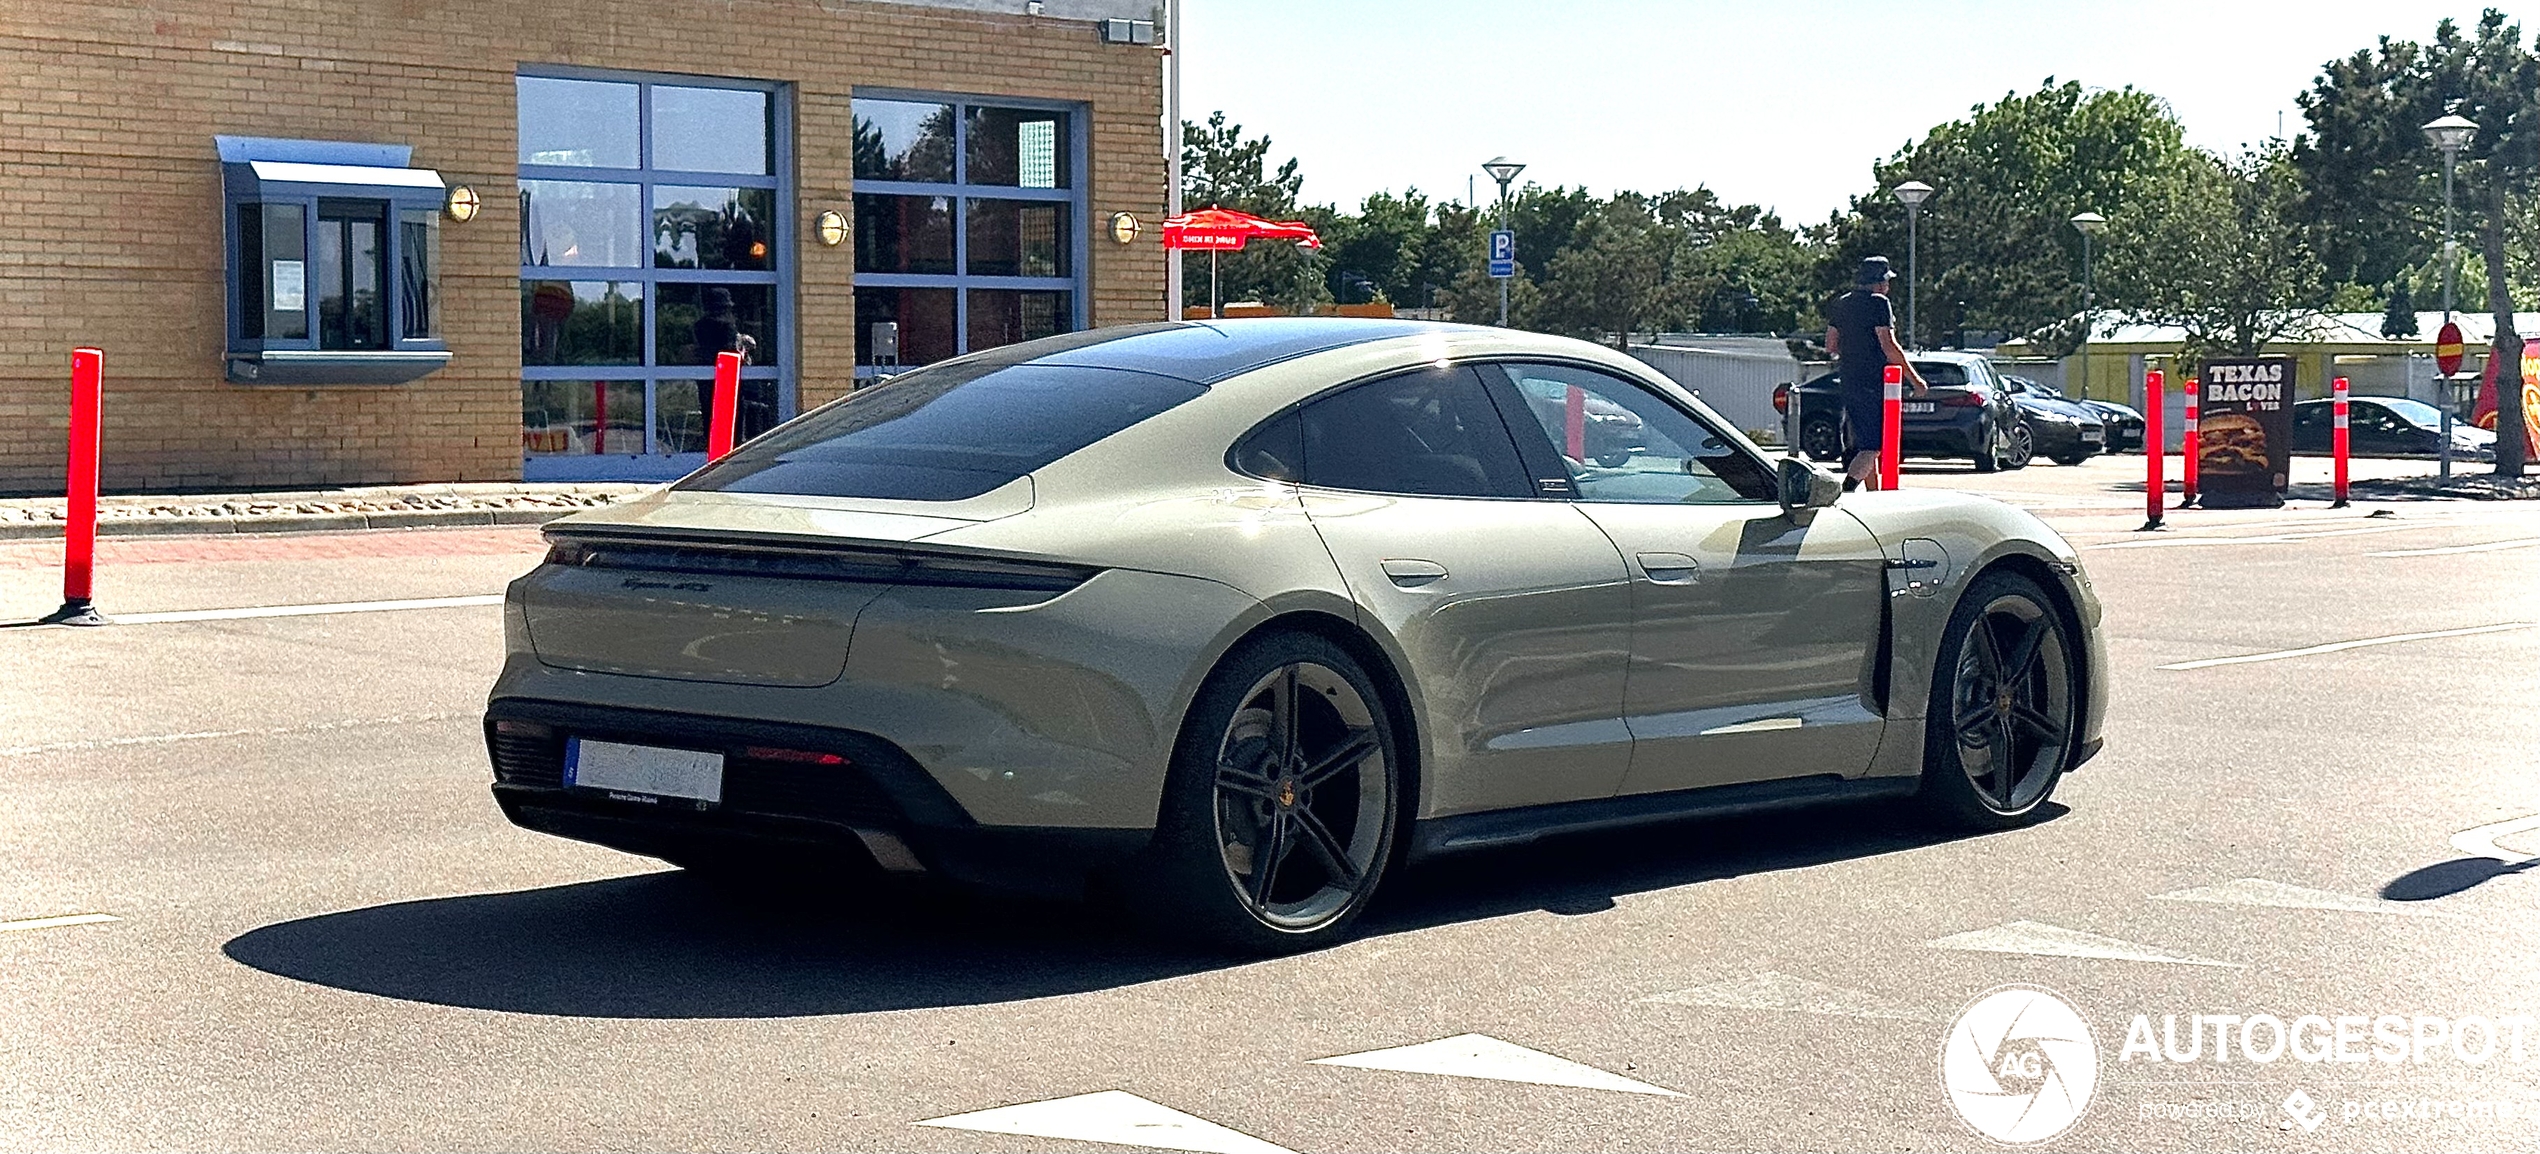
left=1996, top=689, right=2014, bottom=713
left=1277, top=778, right=1298, bottom=808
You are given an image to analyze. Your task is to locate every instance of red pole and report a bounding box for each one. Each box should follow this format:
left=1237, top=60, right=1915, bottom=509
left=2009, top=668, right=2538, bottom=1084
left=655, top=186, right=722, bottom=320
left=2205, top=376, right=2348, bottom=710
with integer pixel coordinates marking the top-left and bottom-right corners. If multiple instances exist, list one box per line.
left=2141, top=368, right=2165, bottom=530
left=2180, top=378, right=2199, bottom=508
left=2331, top=375, right=2351, bottom=508
left=1563, top=385, right=1586, bottom=460
left=1879, top=363, right=1902, bottom=490
left=47, top=348, right=107, bottom=625
left=707, top=350, right=742, bottom=461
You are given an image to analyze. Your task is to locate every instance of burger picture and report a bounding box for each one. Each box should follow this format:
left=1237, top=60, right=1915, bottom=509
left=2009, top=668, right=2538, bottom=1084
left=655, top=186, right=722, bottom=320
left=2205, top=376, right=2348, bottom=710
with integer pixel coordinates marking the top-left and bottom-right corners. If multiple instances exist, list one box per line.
left=2199, top=411, right=2269, bottom=475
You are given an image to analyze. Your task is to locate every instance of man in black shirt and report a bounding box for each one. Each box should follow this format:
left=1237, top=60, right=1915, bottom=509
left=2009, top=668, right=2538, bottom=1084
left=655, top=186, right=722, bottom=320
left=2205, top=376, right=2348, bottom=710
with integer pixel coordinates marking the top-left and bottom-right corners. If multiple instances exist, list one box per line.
left=1824, top=257, right=1928, bottom=490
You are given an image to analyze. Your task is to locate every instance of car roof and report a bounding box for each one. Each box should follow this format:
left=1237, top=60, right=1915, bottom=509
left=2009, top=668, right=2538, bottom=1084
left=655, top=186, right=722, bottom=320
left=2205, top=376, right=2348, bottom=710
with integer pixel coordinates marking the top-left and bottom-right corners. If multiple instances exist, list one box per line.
left=1006, top=317, right=1459, bottom=385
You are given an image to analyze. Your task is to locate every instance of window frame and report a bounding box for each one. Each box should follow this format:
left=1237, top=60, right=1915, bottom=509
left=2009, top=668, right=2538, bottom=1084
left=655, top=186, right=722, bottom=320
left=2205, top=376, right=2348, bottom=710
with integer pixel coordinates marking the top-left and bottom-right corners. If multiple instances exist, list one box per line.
left=850, top=88, right=1090, bottom=378
left=1469, top=357, right=1783, bottom=506
left=222, top=162, right=449, bottom=380
left=516, top=66, right=792, bottom=475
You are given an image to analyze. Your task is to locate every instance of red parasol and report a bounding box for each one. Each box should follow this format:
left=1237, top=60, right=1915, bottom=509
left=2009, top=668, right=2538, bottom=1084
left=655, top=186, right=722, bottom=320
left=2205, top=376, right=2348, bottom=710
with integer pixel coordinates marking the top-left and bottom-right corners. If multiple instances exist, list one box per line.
left=1158, top=207, right=1322, bottom=318
left=1159, top=206, right=1322, bottom=251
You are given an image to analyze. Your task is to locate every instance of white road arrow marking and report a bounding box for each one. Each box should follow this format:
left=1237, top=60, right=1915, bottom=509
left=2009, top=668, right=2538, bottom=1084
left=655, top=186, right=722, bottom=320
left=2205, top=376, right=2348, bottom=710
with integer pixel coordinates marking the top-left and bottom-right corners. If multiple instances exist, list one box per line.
left=916, top=1090, right=1293, bottom=1154
left=1644, top=971, right=1946, bottom=1022
left=1312, top=1033, right=1683, bottom=1097
left=1928, top=920, right=2241, bottom=967
left=2452, top=814, right=2540, bottom=863
left=2153, top=877, right=2452, bottom=918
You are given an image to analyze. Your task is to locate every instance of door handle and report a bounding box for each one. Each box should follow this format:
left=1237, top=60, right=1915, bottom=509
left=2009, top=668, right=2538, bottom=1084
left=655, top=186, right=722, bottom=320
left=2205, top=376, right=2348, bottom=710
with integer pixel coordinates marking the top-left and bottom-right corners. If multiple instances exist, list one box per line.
left=1380, top=558, right=1449, bottom=587
left=1637, top=552, right=1701, bottom=584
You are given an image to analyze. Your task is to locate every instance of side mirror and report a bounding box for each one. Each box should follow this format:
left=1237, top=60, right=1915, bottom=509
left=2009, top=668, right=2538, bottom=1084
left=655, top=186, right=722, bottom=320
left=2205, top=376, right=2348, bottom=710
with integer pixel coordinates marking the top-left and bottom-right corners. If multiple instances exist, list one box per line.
left=1777, top=455, right=1842, bottom=513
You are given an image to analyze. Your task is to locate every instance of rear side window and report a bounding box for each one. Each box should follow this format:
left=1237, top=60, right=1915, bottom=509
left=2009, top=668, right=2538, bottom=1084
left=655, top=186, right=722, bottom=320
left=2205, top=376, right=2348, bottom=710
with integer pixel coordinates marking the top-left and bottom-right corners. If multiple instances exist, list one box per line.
left=1913, top=361, right=1972, bottom=387
left=683, top=361, right=1204, bottom=500
left=1293, top=365, right=1533, bottom=498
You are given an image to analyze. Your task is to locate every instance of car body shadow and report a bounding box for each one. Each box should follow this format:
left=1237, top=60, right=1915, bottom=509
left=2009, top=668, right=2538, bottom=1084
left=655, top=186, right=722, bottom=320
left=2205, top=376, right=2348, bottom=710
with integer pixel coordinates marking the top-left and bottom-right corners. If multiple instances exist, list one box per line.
left=223, top=799, right=2043, bottom=1019
left=2380, top=856, right=2535, bottom=901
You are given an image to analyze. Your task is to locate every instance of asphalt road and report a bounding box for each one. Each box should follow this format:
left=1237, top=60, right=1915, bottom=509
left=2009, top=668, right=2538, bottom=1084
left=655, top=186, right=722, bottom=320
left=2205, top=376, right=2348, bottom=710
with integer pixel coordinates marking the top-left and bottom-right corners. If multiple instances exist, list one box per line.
left=5, top=464, right=2537, bottom=1153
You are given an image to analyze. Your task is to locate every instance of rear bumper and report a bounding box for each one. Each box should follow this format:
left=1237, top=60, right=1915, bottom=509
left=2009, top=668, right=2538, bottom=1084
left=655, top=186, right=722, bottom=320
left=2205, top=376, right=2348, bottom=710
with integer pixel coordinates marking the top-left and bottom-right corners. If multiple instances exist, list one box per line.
left=1902, top=416, right=1987, bottom=458
left=485, top=699, right=1150, bottom=897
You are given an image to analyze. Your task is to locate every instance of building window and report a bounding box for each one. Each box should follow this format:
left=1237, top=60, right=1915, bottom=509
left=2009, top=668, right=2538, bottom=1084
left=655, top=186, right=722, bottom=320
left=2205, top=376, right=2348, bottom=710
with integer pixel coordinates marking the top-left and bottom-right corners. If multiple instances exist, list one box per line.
left=851, top=94, right=1085, bottom=375
left=220, top=136, right=449, bottom=384
left=518, top=69, right=789, bottom=481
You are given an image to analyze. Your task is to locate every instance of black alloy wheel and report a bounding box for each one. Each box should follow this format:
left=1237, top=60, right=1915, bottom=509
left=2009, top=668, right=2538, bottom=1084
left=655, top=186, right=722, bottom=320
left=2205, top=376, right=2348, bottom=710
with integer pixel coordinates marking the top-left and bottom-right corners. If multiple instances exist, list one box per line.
left=1800, top=415, right=1844, bottom=463
left=1920, top=571, right=2077, bottom=828
left=1141, top=633, right=1397, bottom=952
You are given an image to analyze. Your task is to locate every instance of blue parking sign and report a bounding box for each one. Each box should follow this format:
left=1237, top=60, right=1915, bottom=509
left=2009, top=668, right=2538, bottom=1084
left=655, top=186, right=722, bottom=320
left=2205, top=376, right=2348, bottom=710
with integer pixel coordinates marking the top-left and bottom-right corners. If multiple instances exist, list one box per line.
left=1487, top=229, right=1516, bottom=279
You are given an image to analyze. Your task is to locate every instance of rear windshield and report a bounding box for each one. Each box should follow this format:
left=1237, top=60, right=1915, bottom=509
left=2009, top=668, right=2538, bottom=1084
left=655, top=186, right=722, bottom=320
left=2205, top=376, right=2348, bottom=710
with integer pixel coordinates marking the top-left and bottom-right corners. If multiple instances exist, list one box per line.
left=680, top=360, right=1206, bottom=501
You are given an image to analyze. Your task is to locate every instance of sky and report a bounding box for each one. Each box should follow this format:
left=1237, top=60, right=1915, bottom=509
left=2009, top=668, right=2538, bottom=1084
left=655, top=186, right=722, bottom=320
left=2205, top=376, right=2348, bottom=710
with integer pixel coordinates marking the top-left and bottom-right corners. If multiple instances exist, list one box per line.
left=1178, top=0, right=2535, bottom=225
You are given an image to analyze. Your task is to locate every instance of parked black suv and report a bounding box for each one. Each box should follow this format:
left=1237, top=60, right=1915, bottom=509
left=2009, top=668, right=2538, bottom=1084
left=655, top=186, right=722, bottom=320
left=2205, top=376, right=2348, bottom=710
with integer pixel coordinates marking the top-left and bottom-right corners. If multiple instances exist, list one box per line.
left=1775, top=351, right=2027, bottom=472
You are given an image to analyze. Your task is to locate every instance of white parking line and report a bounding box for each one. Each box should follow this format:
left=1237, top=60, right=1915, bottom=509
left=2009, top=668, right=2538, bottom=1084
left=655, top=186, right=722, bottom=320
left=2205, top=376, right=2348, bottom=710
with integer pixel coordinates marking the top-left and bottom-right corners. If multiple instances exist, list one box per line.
left=0, top=913, right=118, bottom=934
left=2368, top=537, right=2540, bottom=558
left=108, top=594, right=504, bottom=624
left=0, top=711, right=467, bottom=758
left=2088, top=524, right=2421, bottom=550
left=2157, top=622, right=2539, bottom=671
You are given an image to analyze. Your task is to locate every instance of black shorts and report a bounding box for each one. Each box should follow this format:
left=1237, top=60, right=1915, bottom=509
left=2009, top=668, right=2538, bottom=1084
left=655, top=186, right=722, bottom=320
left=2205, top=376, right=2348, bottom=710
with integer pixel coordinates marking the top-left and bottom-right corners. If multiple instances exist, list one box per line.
left=1841, top=385, right=1885, bottom=454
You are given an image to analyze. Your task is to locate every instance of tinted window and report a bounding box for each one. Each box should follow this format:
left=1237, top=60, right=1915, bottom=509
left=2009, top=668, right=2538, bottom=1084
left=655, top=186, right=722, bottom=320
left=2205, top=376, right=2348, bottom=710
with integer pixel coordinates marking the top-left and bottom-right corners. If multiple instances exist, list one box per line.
left=651, top=86, right=770, bottom=174
left=1912, top=361, right=1972, bottom=387
left=1486, top=362, right=1777, bottom=504
left=682, top=361, right=1205, bottom=501
left=852, top=100, right=957, bottom=183
left=1231, top=411, right=1303, bottom=483
left=1296, top=366, right=1532, bottom=498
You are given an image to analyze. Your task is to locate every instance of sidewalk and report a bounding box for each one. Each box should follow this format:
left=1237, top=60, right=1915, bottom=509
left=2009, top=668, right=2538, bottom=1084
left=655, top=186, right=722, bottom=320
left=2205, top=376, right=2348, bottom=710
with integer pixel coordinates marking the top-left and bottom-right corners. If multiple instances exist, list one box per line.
left=0, top=482, right=652, bottom=541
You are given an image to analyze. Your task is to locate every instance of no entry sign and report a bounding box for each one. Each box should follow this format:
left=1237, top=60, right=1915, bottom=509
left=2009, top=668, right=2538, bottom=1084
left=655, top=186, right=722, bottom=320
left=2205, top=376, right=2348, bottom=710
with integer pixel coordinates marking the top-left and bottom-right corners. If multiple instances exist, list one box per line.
left=2436, top=321, right=2466, bottom=377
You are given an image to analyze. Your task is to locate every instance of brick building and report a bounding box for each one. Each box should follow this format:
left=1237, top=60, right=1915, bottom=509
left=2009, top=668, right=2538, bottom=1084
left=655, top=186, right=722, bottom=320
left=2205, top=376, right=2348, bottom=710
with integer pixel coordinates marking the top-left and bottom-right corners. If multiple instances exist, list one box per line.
left=1, top=0, right=1168, bottom=493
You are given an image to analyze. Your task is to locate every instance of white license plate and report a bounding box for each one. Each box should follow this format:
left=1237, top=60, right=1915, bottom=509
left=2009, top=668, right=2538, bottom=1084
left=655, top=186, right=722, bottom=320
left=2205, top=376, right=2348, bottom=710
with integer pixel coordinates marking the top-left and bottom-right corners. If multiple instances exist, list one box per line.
left=2082, top=430, right=2103, bottom=442
left=565, top=738, right=723, bottom=803
left=1902, top=401, right=1937, bottom=415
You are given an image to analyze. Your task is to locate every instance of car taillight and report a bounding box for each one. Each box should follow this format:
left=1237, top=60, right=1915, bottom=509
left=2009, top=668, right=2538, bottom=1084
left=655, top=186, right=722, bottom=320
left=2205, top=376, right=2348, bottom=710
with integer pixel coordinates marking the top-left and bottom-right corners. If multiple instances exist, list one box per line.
left=1772, top=384, right=1790, bottom=414
left=742, top=746, right=850, bottom=766
left=1945, top=392, right=1988, bottom=408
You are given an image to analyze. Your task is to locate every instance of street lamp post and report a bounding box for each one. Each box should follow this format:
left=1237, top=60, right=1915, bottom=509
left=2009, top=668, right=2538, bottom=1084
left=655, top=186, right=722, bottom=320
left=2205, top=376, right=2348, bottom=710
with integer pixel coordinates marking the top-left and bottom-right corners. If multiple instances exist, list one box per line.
left=2423, top=113, right=2476, bottom=480
left=1483, top=156, right=1525, bottom=327
left=2071, top=211, right=2106, bottom=404
left=1893, top=181, right=1933, bottom=350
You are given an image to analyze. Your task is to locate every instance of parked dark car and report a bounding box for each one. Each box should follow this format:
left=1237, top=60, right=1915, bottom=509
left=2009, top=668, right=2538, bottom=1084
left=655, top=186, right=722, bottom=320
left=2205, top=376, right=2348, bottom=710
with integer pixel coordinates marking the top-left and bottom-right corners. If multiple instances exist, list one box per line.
left=1776, top=352, right=2026, bottom=472
left=1999, top=376, right=2106, bottom=466
left=2004, top=375, right=2143, bottom=455
left=2291, top=396, right=2496, bottom=460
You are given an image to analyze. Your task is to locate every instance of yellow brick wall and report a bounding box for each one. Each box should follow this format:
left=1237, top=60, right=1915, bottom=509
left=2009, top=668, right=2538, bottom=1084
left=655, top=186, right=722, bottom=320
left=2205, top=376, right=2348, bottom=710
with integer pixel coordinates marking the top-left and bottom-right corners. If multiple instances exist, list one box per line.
left=0, top=0, right=1165, bottom=493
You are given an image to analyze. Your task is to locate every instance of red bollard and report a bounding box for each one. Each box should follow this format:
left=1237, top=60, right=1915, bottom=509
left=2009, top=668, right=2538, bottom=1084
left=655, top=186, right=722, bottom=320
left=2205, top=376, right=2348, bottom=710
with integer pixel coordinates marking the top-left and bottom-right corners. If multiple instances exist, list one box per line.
left=707, top=350, right=743, bottom=461
left=2331, top=375, right=2351, bottom=508
left=1879, top=363, right=1902, bottom=490
left=1563, top=385, right=1586, bottom=461
left=45, top=348, right=108, bottom=626
left=2180, top=379, right=2200, bottom=508
left=2141, top=368, right=2165, bottom=530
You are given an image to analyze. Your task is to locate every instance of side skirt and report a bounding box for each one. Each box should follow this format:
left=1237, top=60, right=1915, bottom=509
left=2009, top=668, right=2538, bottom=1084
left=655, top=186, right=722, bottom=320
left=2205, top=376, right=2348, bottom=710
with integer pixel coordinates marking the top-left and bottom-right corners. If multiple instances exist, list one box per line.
left=1407, top=773, right=1919, bottom=861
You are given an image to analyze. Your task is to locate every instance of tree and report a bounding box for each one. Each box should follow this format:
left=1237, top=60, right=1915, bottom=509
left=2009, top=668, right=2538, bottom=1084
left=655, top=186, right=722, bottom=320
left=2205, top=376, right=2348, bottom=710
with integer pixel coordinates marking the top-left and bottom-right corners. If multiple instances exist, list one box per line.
left=2296, top=11, right=2538, bottom=473
left=2100, top=144, right=2332, bottom=361
left=2382, top=276, right=2419, bottom=338
left=1828, top=81, right=2196, bottom=353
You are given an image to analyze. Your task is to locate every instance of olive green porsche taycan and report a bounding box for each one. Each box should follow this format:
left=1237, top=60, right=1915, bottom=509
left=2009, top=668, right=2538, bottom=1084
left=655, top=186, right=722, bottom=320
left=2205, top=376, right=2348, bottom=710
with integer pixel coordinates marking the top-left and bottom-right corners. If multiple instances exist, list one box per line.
left=486, top=319, right=2107, bottom=952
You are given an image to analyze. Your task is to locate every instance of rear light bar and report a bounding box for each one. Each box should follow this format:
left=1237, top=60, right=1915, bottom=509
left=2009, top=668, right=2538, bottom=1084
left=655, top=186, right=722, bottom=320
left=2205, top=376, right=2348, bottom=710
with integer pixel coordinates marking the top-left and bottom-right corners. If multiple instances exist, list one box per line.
left=1944, top=392, right=1988, bottom=408
left=544, top=536, right=1096, bottom=593
left=1772, top=384, right=1791, bottom=414
left=741, top=746, right=850, bottom=766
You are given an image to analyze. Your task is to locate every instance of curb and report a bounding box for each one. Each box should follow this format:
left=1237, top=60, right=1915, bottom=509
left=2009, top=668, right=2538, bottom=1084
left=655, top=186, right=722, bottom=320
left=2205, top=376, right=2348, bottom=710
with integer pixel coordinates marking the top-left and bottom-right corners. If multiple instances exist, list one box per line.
left=0, top=506, right=583, bottom=542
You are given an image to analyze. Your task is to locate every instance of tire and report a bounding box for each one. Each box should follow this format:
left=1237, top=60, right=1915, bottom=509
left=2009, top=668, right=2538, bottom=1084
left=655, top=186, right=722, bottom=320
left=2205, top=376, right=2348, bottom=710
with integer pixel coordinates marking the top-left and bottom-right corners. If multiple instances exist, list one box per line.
left=1800, top=415, right=1844, bottom=463
left=2051, top=452, right=2089, bottom=467
left=1135, top=632, right=1400, bottom=954
left=1595, top=450, right=1633, bottom=468
left=2004, top=423, right=2034, bottom=470
left=1970, top=432, right=2000, bottom=473
left=1918, top=571, right=2080, bottom=830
